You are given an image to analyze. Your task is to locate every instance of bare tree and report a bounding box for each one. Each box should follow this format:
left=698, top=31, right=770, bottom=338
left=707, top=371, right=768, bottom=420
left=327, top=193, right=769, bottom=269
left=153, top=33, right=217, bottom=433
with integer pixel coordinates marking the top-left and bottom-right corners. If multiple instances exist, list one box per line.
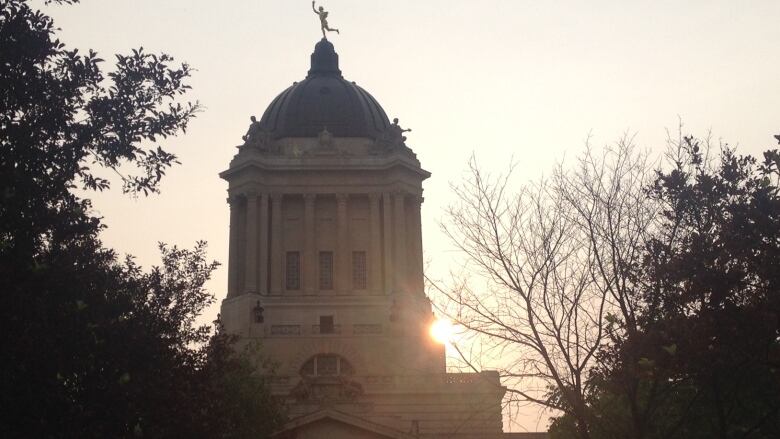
left=433, top=136, right=654, bottom=439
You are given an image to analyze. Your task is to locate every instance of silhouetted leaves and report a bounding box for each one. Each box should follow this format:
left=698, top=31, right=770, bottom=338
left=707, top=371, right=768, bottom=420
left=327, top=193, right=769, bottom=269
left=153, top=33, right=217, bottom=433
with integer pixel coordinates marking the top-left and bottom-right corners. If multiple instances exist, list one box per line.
left=0, top=1, right=283, bottom=437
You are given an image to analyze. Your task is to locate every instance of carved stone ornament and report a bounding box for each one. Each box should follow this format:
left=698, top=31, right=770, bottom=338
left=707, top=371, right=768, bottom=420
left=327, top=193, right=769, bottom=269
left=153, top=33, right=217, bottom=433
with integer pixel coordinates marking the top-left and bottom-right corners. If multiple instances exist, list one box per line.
left=373, top=117, right=413, bottom=153
left=317, top=126, right=334, bottom=149
left=240, top=115, right=274, bottom=152
left=290, top=376, right=364, bottom=403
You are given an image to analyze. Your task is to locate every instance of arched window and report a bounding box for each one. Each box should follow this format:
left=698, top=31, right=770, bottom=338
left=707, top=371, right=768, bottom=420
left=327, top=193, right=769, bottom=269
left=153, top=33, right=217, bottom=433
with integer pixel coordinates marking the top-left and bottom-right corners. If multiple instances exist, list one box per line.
left=300, top=354, right=354, bottom=377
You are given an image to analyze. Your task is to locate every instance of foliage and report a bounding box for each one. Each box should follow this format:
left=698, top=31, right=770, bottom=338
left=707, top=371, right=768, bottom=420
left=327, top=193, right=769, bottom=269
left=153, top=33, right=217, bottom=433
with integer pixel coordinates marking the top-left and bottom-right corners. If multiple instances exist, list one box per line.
left=0, top=1, right=284, bottom=437
left=548, top=135, right=780, bottom=439
left=441, top=131, right=780, bottom=438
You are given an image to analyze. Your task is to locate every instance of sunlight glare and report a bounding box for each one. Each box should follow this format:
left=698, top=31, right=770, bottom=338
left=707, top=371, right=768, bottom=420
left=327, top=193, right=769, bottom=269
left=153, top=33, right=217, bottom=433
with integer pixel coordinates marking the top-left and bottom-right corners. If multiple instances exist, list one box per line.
left=429, top=318, right=453, bottom=344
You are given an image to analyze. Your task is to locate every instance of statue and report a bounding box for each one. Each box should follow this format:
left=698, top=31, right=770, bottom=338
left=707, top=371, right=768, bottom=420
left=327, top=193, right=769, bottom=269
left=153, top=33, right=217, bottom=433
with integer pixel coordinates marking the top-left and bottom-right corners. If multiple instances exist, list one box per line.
left=388, top=117, right=412, bottom=147
left=317, top=126, right=334, bottom=149
left=241, top=115, right=271, bottom=151
left=312, top=1, right=339, bottom=39
left=373, top=118, right=413, bottom=153
left=242, top=115, right=262, bottom=143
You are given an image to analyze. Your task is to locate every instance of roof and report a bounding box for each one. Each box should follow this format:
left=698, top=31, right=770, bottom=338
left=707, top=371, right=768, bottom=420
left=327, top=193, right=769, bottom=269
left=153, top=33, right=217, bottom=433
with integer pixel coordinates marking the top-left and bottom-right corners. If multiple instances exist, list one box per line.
left=258, top=39, right=392, bottom=139
left=273, top=408, right=416, bottom=439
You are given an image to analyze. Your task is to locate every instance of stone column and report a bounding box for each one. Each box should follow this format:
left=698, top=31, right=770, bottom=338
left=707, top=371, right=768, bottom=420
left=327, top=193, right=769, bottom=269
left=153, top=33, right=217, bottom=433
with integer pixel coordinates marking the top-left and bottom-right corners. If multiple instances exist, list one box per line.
left=244, top=190, right=258, bottom=294
left=393, top=191, right=407, bottom=293
left=368, top=193, right=382, bottom=294
left=227, top=195, right=240, bottom=298
left=382, top=193, right=394, bottom=294
left=336, top=193, right=349, bottom=292
left=409, top=196, right=424, bottom=293
left=258, top=193, right=269, bottom=294
left=270, top=193, right=283, bottom=295
left=303, top=193, right=316, bottom=294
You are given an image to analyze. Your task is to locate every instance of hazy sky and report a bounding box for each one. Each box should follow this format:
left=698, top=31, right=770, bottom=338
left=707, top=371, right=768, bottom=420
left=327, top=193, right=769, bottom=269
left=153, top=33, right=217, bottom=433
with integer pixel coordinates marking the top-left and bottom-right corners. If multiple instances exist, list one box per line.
left=39, top=0, right=779, bottom=431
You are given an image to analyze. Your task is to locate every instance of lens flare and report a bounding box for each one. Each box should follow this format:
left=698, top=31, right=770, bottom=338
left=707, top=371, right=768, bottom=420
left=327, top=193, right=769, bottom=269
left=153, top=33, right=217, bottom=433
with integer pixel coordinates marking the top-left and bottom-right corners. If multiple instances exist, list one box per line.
left=429, top=318, right=453, bottom=344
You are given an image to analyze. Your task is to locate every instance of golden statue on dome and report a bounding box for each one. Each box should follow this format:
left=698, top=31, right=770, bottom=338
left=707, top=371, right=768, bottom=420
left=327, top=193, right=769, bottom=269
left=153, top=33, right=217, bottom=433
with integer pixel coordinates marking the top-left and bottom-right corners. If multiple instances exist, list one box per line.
left=312, top=1, right=340, bottom=39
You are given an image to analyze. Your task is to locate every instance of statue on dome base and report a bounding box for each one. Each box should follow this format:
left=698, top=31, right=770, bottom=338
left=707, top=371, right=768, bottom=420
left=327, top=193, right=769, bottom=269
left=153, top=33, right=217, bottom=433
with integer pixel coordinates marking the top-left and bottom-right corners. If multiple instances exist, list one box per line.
left=240, top=115, right=272, bottom=151
left=374, top=117, right=413, bottom=153
left=317, top=126, right=334, bottom=149
left=241, top=116, right=261, bottom=142
left=389, top=118, right=412, bottom=145
left=312, top=1, right=340, bottom=39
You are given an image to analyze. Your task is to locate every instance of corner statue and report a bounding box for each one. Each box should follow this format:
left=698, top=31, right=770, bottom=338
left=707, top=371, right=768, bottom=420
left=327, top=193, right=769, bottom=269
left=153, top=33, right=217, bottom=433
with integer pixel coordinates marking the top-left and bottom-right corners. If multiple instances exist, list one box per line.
left=242, top=116, right=262, bottom=143
left=241, top=115, right=272, bottom=151
left=312, top=1, right=340, bottom=39
left=389, top=117, right=412, bottom=146
left=375, top=117, right=413, bottom=152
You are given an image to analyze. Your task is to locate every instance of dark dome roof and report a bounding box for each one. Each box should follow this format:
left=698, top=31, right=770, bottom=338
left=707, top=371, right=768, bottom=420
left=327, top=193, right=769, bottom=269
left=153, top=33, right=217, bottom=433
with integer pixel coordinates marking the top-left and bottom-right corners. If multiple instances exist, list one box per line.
left=258, top=39, right=391, bottom=139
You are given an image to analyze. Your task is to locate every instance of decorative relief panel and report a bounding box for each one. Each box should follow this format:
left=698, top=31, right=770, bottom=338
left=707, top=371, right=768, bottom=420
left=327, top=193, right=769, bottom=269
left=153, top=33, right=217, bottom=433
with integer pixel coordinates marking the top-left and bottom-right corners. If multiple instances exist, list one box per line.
left=312, top=324, right=342, bottom=334
left=352, top=324, right=382, bottom=335
left=271, top=324, right=301, bottom=335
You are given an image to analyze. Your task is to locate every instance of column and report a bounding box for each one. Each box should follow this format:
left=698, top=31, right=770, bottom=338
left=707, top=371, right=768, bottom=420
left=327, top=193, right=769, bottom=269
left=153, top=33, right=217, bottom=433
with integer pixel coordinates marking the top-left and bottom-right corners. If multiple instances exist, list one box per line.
left=227, top=196, right=240, bottom=298
left=368, top=193, right=382, bottom=293
left=336, top=193, right=349, bottom=292
left=382, top=193, right=394, bottom=294
left=270, top=193, right=283, bottom=295
left=303, top=193, right=316, bottom=294
left=393, top=191, right=407, bottom=293
left=244, top=190, right=258, bottom=294
left=258, top=193, right=269, bottom=294
left=410, top=196, right=424, bottom=293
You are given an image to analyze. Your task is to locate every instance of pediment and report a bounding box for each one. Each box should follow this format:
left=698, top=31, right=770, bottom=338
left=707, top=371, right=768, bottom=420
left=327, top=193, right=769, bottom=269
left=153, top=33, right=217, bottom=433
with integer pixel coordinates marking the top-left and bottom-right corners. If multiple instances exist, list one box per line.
left=274, top=408, right=416, bottom=439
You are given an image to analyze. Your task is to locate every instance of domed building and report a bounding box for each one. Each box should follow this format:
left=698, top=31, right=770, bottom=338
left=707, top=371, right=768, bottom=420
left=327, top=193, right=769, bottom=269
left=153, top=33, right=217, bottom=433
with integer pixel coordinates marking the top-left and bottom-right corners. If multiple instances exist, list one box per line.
left=220, top=39, right=546, bottom=439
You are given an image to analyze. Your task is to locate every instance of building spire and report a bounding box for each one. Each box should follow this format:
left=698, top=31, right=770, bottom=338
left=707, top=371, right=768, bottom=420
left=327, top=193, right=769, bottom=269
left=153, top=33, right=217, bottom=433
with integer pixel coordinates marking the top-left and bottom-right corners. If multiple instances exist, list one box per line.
left=307, top=39, right=341, bottom=78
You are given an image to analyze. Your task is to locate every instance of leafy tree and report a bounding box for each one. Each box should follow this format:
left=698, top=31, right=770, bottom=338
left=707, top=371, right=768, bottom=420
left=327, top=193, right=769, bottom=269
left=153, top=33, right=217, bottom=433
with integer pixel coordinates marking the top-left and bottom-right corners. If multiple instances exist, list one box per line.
left=549, top=135, right=780, bottom=439
left=636, top=136, right=780, bottom=438
left=0, top=1, right=284, bottom=437
left=440, top=129, right=779, bottom=438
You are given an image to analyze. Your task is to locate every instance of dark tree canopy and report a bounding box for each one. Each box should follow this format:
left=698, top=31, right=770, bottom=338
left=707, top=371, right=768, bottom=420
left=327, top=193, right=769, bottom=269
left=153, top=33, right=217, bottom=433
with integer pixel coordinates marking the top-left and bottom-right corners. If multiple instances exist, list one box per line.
left=0, top=1, right=284, bottom=437
left=1, top=0, right=197, bottom=257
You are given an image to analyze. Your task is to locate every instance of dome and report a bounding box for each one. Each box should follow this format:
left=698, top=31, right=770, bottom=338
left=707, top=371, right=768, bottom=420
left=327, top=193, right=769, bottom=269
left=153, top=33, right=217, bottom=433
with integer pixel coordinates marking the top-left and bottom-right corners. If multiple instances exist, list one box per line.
left=258, top=39, right=391, bottom=139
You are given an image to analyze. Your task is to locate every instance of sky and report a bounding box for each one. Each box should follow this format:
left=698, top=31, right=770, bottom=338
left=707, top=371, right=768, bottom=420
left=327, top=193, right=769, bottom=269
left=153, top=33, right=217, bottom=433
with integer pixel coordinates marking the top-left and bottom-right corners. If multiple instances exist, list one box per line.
left=38, top=0, right=779, bottom=432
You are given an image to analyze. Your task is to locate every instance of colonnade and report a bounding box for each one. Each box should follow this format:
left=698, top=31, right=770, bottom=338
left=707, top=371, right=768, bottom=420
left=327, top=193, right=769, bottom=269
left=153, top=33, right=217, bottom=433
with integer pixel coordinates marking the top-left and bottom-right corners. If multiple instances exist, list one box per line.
left=226, top=191, right=423, bottom=298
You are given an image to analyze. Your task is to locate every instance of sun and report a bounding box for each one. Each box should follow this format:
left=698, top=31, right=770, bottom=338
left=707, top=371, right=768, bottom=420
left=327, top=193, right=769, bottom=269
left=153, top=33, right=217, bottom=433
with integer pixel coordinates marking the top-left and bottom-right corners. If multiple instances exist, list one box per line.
left=429, top=318, right=454, bottom=344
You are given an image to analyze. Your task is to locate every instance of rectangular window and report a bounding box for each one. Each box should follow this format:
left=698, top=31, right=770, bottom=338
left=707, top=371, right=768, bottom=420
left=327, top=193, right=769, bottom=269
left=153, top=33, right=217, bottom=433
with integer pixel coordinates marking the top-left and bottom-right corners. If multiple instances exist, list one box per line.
left=320, top=315, right=334, bottom=334
left=285, top=251, right=300, bottom=290
left=319, top=251, right=333, bottom=290
left=352, top=251, right=367, bottom=290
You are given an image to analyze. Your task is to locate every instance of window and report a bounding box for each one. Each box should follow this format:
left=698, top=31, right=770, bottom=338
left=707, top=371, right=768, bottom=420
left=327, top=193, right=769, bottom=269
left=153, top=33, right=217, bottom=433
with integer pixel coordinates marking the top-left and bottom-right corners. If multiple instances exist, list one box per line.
left=300, top=354, right=355, bottom=377
left=352, top=251, right=367, bottom=290
left=286, top=251, right=300, bottom=290
left=319, top=251, right=333, bottom=290
left=320, top=315, right=334, bottom=334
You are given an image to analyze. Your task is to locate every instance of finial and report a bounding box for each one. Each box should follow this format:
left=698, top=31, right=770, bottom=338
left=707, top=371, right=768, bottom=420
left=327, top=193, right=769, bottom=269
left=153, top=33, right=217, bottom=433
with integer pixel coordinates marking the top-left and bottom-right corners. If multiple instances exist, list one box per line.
left=307, top=38, right=341, bottom=77
left=312, top=1, right=340, bottom=40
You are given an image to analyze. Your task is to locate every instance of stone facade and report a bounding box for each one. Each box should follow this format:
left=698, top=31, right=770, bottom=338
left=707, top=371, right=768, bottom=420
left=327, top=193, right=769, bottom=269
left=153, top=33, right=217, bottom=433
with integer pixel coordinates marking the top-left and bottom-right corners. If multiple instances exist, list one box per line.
left=219, top=39, right=546, bottom=438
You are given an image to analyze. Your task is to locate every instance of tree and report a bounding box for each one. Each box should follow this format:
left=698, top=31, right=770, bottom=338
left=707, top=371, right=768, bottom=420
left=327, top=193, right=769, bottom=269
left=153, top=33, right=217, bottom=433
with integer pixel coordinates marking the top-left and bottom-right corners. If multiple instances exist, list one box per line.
left=549, top=134, right=780, bottom=439
left=634, top=136, right=779, bottom=438
left=0, top=1, right=284, bottom=437
left=439, top=131, right=780, bottom=438
left=435, top=137, right=653, bottom=439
